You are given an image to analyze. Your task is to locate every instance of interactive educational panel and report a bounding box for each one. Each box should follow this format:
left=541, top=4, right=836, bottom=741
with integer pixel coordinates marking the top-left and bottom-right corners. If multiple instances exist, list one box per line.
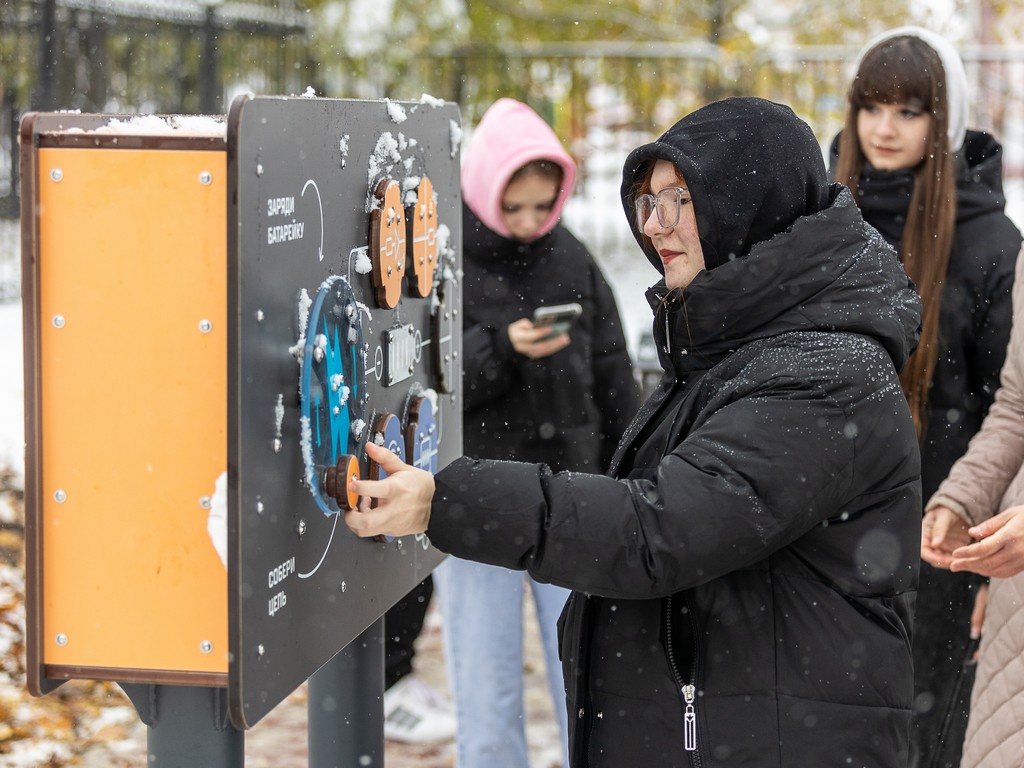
left=226, top=95, right=462, bottom=729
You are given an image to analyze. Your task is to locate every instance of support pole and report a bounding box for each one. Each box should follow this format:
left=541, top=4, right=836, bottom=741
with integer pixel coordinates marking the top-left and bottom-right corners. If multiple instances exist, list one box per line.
left=36, top=0, right=58, bottom=110
left=199, top=4, right=220, bottom=114
left=308, top=616, right=385, bottom=768
left=121, top=684, right=244, bottom=768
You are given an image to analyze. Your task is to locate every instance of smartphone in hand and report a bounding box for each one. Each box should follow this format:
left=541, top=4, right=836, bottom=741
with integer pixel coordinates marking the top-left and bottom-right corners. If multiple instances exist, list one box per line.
left=532, top=302, right=583, bottom=341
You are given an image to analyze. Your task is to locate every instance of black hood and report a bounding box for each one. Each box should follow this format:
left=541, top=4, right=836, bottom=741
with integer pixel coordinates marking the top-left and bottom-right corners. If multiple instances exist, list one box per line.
left=955, top=130, right=1012, bottom=224
left=641, top=186, right=922, bottom=378
left=621, top=97, right=831, bottom=270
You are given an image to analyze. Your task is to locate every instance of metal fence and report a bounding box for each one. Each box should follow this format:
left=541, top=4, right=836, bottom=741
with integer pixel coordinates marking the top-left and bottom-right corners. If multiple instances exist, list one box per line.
left=0, top=0, right=311, bottom=301
left=5, top=37, right=1024, bottom=308
left=0, top=0, right=310, bottom=207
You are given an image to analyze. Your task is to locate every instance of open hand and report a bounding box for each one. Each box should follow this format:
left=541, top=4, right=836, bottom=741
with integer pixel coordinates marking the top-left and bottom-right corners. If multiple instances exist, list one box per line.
left=950, top=505, right=1024, bottom=578
left=345, top=440, right=435, bottom=539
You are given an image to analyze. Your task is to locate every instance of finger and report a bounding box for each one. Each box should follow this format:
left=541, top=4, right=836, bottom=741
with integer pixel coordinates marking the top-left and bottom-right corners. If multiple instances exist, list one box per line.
left=528, top=334, right=571, bottom=358
left=350, top=474, right=392, bottom=502
left=921, top=512, right=935, bottom=552
left=969, top=509, right=1012, bottom=540
left=950, top=551, right=1002, bottom=577
left=930, top=511, right=952, bottom=549
left=344, top=507, right=382, bottom=538
left=952, top=535, right=1004, bottom=562
left=956, top=544, right=1024, bottom=578
left=356, top=494, right=375, bottom=514
left=968, top=522, right=995, bottom=540
left=921, top=546, right=953, bottom=569
left=369, top=440, right=411, bottom=475
left=507, top=319, right=534, bottom=346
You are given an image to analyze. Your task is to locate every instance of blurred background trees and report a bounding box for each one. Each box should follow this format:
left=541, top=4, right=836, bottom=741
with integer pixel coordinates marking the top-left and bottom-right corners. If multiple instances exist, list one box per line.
left=3, top=0, right=1024, bottom=305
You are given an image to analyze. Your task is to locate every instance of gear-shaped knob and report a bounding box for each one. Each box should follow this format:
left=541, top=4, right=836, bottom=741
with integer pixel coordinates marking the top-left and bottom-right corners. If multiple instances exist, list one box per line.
left=323, top=454, right=360, bottom=511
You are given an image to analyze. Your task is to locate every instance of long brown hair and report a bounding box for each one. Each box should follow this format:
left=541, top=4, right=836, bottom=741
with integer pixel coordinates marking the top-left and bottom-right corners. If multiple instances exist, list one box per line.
left=834, top=35, right=957, bottom=438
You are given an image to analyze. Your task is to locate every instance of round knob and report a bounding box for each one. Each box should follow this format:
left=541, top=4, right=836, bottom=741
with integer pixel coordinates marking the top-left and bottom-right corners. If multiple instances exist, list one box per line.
left=324, top=454, right=360, bottom=511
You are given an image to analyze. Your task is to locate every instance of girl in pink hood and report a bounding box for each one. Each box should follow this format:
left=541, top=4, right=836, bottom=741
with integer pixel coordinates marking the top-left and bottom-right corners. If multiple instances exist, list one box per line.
left=434, top=98, right=638, bottom=768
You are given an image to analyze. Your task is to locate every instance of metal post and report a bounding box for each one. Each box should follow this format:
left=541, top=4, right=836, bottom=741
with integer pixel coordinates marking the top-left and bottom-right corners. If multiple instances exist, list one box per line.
left=121, top=684, right=244, bottom=768
left=200, top=4, right=219, bottom=114
left=308, top=616, right=385, bottom=768
left=36, top=0, right=58, bottom=109
left=4, top=91, right=17, bottom=218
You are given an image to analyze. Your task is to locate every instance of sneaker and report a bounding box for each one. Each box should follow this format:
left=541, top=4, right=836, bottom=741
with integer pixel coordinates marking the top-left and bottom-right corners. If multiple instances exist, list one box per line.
left=383, top=675, right=457, bottom=744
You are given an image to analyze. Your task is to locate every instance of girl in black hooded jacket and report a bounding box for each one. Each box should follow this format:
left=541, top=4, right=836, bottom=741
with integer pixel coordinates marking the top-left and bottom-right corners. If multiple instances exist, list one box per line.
left=347, top=97, right=924, bottom=768
left=832, top=28, right=1021, bottom=768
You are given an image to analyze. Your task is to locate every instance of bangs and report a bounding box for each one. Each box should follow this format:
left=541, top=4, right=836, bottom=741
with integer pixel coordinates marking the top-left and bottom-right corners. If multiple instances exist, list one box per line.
left=850, top=36, right=943, bottom=111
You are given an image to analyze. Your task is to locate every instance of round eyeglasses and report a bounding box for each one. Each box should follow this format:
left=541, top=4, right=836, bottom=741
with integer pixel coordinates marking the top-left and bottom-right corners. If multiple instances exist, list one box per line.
left=635, top=186, right=691, bottom=230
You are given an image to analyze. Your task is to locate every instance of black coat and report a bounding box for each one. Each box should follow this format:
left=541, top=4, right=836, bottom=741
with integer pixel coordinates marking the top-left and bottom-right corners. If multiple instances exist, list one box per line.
left=429, top=99, right=924, bottom=767
left=842, top=131, right=1021, bottom=768
left=461, top=202, right=638, bottom=472
left=848, top=130, right=1020, bottom=499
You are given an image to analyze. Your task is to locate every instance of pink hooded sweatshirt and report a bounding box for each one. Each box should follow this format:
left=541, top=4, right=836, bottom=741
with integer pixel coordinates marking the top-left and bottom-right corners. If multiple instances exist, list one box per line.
left=460, top=98, right=577, bottom=242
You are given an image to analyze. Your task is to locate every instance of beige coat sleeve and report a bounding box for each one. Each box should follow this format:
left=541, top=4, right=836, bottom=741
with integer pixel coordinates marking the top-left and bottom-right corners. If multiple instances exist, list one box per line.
left=927, top=246, right=1024, bottom=526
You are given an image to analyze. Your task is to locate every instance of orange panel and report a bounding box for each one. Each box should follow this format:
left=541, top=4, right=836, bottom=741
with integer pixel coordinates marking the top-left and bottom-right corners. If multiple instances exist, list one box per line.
left=37, top=147, right=227, bottom=674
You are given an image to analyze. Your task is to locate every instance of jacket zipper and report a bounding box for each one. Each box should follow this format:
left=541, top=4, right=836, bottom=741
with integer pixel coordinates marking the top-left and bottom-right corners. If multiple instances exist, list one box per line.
left=683, top=684, right=698, bottom=751
left=665, top=594, right=703, bottom=766
left=664, top=304, right=672, bottom=354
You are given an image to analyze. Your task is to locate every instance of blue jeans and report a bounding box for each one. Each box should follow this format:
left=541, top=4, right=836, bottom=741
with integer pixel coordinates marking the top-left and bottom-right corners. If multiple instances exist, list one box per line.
left=435, top=556, right=571, bottom=768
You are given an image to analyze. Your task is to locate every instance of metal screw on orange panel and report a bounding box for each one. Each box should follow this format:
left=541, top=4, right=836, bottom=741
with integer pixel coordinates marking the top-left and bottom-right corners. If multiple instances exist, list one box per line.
left=200, top=640, right=213, bottom=654
left=199, top=319, right=213, bottom=333
left=199, top=496, right=212, bottom=510
left=52, top=315, right=65, bottom=328
left=53, top=490, right=66, bottom=503
left=199, top=171, right=212, bottom=185
left=50, top=168, right=63, bottom=182
left=55, top=633, right=68, bottom=646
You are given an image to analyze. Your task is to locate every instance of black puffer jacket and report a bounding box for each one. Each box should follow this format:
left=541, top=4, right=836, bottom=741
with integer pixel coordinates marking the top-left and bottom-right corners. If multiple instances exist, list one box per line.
left=846, top=130, right=1020, bottom=498
left=831, top=130, right=1021, bottom=768
left=428, top=98, right=923, bottom=767
left=461, top=202, right=638, bottom=471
